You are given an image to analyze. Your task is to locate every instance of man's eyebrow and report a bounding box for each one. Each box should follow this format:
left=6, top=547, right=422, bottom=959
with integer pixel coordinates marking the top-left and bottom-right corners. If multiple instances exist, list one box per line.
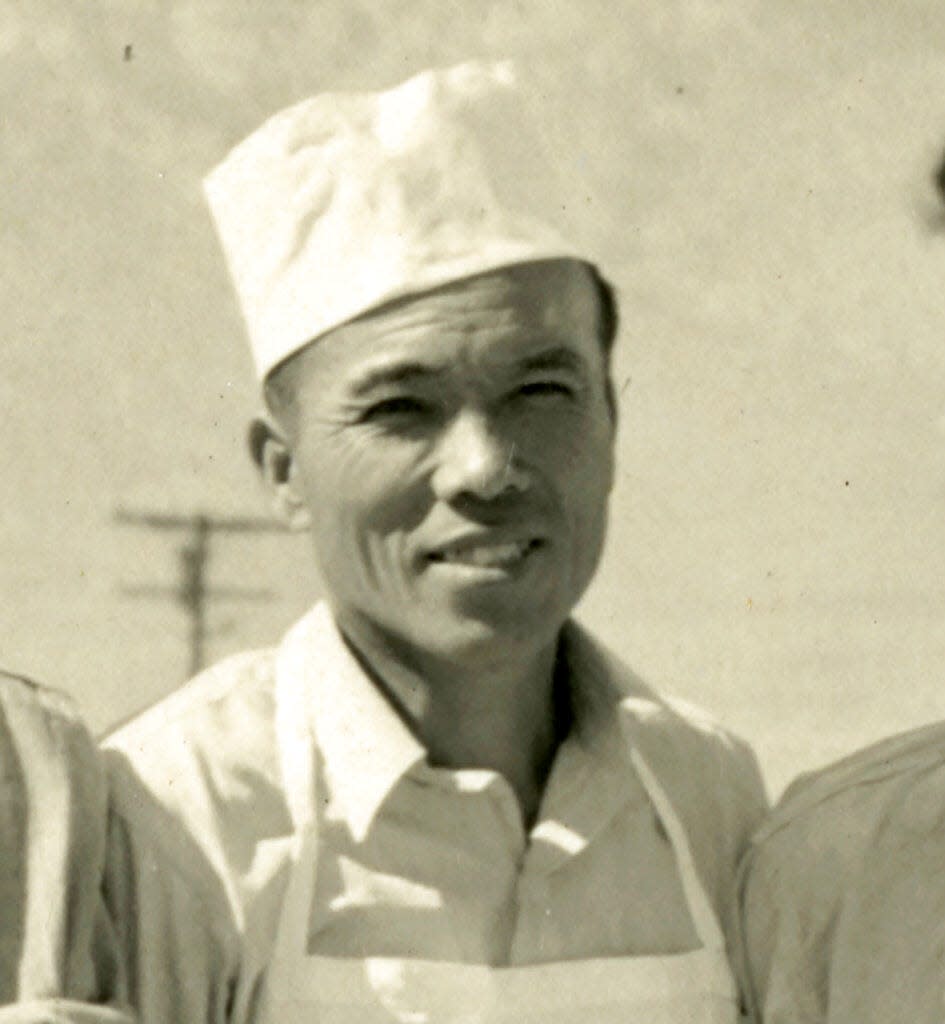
left=346, top=346, right=587, bottom=395
left=516, top=346, right=588, bottom=374
left=347, top=360, right=447, bottom=396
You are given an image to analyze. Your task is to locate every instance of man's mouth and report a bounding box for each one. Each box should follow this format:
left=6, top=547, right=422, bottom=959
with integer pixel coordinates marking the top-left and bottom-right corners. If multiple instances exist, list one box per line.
left=428, top=537, right=543, bottom=569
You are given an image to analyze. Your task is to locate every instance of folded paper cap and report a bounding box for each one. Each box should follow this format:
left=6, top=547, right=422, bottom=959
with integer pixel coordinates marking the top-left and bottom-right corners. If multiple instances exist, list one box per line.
left=204, top=61, right=600, bottom=382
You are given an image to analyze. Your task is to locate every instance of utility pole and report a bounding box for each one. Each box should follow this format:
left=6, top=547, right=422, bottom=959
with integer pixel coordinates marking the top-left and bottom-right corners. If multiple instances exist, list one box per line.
left=115, top=507, right=288, bottom=677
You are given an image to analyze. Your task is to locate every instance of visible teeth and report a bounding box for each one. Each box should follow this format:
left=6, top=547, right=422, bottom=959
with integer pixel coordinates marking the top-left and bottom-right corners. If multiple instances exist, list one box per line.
left=439, top=541, right=531, bottom=566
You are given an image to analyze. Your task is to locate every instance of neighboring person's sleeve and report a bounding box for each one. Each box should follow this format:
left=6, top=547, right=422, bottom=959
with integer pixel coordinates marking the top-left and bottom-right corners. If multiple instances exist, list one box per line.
left=0, top=673, right=134, bottom=1024
left=736, top=818, right=836, bottom=1024
left=737, top=757, right=945, bottom=1024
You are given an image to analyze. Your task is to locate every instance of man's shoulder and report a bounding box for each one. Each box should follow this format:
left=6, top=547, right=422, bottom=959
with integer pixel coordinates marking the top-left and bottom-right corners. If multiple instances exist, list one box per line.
left=651, top=689, right=758, bottom=764
left=596, top=641, right=763, bottom=789
left=103, top=646, right=290, bottom=870
left=750, top=720, right=945, bottom=864
left=105, top=646, right=279, bottom=763
left=577, top=629, right=767, bottom=832
left=581, top=634, right=769, bottom=907
left=633, top=688, right=767, bottom=831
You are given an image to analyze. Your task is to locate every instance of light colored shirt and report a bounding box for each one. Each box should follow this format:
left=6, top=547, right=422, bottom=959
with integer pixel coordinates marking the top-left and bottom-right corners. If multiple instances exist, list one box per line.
left=104, top=603, right=766, bottom=1024
left=0, top=672, right=133, bottom=1024
left=737, top=720, right=945, bottom=1024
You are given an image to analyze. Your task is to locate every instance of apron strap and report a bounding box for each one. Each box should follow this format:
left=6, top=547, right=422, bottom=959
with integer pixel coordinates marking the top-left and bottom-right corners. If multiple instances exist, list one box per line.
left=269, top=617, right=324, bottom=977
left=629, top=748, right=727, bottom=952
left=274, top=615, right=321, bottom=831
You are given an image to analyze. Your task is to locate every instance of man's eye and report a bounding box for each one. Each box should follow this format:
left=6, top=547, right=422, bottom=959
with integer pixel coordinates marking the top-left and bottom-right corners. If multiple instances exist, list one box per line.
left=516, top=380, right=575, bottom=400
left=361, top=397, right=432, bottom=421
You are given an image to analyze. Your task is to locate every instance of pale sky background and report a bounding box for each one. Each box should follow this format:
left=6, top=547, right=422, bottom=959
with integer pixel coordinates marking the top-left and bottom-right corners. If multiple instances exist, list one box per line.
left=2, top=0, right=944, bottom=795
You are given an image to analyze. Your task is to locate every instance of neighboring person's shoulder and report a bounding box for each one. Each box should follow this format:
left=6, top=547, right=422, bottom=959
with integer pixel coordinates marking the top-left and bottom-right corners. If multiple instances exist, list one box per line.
left=1, top=668, right=104, bottom=824
left=1, top=668, right=93, bottom=750
left=748, top=719, right=945, bottom=876
left=0, top=669, right=103, bottom=803
left=0, top=671, right=133, bottom=1019
left=1, top=667, right=72, bottom=712
left=739, top=723, right=945, bottom=1024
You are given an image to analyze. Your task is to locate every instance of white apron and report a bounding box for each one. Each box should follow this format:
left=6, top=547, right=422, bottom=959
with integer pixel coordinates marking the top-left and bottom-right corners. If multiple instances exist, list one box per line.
left=259, top=621, right=739, bottom=1024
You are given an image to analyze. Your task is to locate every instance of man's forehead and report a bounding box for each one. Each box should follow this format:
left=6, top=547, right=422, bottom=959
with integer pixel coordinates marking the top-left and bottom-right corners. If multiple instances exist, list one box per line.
left=295, top=261, right=602, bottom=387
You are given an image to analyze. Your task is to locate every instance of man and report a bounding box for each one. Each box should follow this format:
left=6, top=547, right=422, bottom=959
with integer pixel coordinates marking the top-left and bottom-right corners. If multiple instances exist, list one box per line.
left=0, top=671, right=133, bottom=1023
left=104, top=61, right=767, bottom=1023
left=735, top=154, right=945, bottom=1024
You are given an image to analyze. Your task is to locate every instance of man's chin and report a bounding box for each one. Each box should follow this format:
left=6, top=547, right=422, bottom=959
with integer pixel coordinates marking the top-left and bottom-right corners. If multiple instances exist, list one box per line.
left=415, top=601, right=565, bottom=661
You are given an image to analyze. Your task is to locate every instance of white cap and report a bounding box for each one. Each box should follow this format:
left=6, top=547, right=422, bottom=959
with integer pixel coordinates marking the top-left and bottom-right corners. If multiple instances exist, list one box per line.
left=203, top=61, right=599, bottom=382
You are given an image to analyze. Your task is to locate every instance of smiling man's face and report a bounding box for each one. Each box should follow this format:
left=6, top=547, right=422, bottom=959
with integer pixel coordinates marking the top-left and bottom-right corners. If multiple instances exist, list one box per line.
left=267, top=259, right=616, bottom=665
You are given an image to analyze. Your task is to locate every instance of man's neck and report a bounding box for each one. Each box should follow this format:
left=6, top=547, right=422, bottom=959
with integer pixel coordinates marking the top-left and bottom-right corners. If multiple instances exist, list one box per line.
left=336, top=612, right=569, bottom=829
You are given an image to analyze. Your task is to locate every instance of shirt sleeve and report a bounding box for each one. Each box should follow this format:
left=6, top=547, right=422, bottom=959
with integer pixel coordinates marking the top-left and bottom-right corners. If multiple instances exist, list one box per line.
left=100, top=650, right=293, bottom=1024
left=709, top=731, right=769, bottom=980
left=102, top=755, right=245, bottom=1024
left=0, top=674, right=134, bottom=1022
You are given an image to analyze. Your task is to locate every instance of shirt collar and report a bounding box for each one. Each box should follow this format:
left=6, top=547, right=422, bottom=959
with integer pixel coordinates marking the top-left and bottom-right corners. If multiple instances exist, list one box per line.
left=280, top=604, right=653, bottom=844
left=282, top=602, right=426, bottom=841
left=525, top=621, right=654, bottom=870
left=557, top=620, right=628, bottom=753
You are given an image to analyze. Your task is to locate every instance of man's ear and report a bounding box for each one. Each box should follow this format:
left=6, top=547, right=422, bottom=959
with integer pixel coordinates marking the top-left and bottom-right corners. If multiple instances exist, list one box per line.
left=604, top=373, right=619, bottom=430
left=247, top=416, right=311, bottom=531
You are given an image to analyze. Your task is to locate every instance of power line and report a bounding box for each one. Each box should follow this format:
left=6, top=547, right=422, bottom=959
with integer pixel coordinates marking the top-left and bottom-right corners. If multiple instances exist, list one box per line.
left=115, top=507, right=288, bottom=677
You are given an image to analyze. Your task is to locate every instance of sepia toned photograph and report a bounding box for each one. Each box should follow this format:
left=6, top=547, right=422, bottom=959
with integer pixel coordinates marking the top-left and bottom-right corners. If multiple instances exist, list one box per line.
left=2, top=3, right=944, bottom=1021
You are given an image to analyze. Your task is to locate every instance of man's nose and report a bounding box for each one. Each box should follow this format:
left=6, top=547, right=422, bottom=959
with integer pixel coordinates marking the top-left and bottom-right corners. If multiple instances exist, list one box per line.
left=431, top=410, right=529, bottom=503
